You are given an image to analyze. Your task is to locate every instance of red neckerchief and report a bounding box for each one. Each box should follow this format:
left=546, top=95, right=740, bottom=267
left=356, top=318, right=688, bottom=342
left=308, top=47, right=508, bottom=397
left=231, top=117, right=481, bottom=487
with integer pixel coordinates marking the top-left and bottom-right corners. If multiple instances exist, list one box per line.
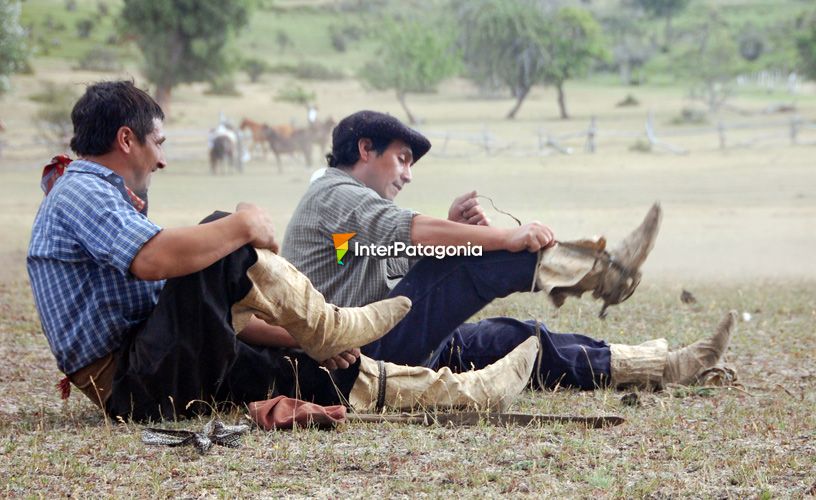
left=124, top=186, right=146, bottom=213
left=44, top=155, right=145, bottom=399
left=41, top=155, right=72, bottom=196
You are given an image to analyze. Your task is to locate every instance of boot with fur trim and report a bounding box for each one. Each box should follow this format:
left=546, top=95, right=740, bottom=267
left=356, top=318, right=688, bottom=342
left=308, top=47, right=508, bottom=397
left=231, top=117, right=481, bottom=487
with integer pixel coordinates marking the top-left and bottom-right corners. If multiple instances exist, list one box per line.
left=538, top=203, right=662, bottom=317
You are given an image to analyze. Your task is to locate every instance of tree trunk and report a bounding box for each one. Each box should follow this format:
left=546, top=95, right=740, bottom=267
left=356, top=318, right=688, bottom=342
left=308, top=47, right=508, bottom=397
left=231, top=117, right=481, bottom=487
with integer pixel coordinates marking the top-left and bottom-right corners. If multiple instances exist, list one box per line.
left=556, top=81, right=569, bottom=120
left=154, top=84, right=173, bottom=116
left=396, top=92, right=417, bottom=125
left=505, top=85, right=531, bottom=120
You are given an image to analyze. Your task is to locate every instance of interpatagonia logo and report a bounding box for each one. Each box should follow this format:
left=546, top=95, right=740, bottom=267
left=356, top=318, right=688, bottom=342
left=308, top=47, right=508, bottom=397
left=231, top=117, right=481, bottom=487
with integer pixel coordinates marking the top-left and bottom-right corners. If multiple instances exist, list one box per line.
left=332, top=232, right=356, bottom=265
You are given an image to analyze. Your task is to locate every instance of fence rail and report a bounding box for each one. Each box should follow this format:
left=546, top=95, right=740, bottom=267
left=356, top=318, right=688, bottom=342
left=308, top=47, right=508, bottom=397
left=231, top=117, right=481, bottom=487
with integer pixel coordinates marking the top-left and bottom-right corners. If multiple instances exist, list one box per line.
left=1, top=113, right=814, bottom=163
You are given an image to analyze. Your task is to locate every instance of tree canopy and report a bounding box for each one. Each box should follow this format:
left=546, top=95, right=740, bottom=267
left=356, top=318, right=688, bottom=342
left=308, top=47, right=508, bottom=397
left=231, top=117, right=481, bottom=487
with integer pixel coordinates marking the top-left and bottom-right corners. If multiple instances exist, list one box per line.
left=457, top=0, right=605, bottom=119
left=359, top=18, right=460, bottom=124
left=795, top=9, right=816, bottom=80
left=0, top=0, right=28, bottom=97
left=540, top=7, right=607, bottom=119
left=632, top=0, right=690, bottom=50
left=120, top=0, right=251, bottom=113
left=672, top=13, right=742, bottom=112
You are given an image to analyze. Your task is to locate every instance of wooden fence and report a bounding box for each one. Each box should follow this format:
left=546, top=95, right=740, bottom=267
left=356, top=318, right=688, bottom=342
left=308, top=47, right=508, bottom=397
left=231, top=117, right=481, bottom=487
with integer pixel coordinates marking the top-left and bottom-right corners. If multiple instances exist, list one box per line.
left=1, top=114, right=814, bottom=163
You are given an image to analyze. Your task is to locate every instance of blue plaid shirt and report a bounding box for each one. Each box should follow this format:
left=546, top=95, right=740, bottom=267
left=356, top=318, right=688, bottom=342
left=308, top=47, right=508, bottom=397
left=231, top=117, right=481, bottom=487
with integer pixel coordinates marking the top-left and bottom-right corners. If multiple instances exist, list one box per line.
left=27, top=160, right=164, bottom=374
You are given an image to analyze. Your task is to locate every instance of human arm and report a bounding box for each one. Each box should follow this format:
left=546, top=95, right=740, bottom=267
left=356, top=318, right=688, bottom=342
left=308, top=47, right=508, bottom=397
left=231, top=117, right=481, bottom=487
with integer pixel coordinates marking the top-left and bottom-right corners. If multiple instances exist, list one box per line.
left=411, top=215, right=555, bottom=252
left=237, top=316, right=360, bottom=369
left=130, top=202, right=278, bottom=280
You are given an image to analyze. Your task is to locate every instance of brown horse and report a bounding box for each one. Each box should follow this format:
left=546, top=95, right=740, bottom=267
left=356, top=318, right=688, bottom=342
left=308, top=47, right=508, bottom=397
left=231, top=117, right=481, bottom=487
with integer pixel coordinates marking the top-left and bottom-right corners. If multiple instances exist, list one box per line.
left=239, top=118, right=268, bottom=158
left=264, top=126, right=315, bottom=171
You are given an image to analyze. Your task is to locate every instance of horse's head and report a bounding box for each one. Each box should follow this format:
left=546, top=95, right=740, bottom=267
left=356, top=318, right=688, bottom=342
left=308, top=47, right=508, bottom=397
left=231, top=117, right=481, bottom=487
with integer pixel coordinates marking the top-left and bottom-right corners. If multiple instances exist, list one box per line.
left=239, top=118, right=250, bottom=130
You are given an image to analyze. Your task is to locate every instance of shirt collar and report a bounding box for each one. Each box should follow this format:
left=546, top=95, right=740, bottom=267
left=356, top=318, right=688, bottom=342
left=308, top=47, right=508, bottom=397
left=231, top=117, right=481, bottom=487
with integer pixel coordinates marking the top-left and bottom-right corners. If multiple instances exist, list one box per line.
left=67, top=159, right=122, bottom=179
left=67, top=159, right=147, bottom=215
left=324, top=167, right=365, bottom=187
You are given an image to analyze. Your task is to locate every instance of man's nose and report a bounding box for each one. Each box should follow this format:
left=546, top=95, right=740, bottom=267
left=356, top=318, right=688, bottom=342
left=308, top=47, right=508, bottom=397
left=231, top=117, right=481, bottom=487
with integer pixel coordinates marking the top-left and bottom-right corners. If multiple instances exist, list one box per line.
left=401, top=165, right=412, bottom=183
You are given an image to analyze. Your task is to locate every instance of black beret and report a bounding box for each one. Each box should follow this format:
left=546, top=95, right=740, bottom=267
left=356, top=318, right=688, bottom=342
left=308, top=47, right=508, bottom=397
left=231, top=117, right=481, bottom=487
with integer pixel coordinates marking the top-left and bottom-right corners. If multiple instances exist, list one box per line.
left=331, top=110, right=432, bottom=164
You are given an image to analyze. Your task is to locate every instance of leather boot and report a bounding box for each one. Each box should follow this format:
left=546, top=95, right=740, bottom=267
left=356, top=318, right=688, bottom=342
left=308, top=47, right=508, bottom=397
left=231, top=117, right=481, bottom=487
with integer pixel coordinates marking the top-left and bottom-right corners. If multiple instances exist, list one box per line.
left=349, top=337, right=539, bottom=412
left=538, top=203, right=662, bottom=317
left=663, top=311, right=736, bottom=385
left=610, top=311, right=736, bottom=388
left=231, top=249, right=411, bottom=362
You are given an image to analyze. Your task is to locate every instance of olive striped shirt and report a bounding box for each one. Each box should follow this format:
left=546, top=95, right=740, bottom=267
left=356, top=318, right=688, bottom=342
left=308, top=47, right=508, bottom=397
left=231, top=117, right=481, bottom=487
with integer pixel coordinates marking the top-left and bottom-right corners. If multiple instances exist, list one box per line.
left=281, top=168, right=416, bottom=307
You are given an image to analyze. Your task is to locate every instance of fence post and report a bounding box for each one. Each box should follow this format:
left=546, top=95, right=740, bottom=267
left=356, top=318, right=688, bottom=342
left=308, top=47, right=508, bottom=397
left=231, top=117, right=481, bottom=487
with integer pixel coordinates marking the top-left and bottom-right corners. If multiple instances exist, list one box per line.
left=585, top=116, right=597, bottom=153
left=718, top=121, right=726, bottom=150
left=482, top=127, right=491, bottom=155
left=790, top=116, right=800, bottom=145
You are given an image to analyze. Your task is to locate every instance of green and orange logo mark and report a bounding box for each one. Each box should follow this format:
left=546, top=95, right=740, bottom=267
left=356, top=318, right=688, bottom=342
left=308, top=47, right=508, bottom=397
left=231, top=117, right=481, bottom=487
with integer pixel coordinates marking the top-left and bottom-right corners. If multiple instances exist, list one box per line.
left=332, top=232, right=356, bottom=265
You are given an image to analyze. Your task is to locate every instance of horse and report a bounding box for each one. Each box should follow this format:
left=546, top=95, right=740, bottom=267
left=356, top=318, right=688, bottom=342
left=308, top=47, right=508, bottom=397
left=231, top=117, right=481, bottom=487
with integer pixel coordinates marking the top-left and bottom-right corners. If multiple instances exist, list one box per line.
left=209, top=135, right=236, bottom=175
left=208, top=124, right=242, bottom=175
left=264, top=126, right=314, bottom=171
left=308, top=117, right=335, bottom=154
left=239, top=118, right=268, bottom=158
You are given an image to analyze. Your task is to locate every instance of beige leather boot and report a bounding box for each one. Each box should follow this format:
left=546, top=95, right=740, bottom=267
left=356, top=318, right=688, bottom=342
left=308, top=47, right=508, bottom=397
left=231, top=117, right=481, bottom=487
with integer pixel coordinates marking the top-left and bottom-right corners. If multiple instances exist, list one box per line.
left=231, top=249, right=411, bottom=362
left=349, top=337, right=540, bottom=413
left=663, top=311, right=736, bottom=385
left=610, top=311, right=736, bottom=388
left=538, top=203, right=662, bottom=317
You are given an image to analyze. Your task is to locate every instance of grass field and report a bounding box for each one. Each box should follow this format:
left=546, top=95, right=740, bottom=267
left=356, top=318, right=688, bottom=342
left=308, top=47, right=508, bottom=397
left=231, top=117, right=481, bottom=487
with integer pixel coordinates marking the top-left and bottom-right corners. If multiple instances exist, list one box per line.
left=1, top=3, right=816, bottom=495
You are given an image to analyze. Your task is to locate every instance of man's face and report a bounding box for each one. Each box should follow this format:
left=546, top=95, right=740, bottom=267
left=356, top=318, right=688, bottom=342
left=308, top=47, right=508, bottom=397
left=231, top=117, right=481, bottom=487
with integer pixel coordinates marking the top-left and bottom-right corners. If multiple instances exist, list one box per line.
left=359, top=139, right=413, bottom=201
left=129, top=118, right=167, bottom=194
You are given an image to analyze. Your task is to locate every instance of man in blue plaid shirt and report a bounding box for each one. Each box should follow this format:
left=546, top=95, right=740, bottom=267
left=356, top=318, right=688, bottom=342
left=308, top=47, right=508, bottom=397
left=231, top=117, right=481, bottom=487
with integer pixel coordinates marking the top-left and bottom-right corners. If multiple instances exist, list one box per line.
left=26, top=81, right=542, bottom=421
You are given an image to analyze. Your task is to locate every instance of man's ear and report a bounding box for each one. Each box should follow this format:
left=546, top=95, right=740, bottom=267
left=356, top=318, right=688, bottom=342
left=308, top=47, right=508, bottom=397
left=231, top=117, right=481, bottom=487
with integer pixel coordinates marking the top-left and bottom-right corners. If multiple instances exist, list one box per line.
left=357, top=137, right=373, bottom=162
left=115, top=126, right=136, bottom=154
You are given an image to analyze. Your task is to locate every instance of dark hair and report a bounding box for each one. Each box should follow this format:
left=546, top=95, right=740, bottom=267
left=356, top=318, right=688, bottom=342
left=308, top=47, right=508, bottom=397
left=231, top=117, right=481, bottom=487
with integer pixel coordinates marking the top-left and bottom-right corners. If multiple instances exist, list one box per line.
left=69, top=80, right=165, bottom=156
left=326, top=136, right=392, bottom=169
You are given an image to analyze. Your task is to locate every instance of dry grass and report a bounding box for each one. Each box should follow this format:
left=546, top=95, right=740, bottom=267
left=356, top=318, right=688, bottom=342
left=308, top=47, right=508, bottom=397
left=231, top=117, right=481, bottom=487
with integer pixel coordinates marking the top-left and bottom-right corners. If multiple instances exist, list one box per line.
left=1, top=63, right=815, bottom=497
left=1, top=281, right=814, bottom=497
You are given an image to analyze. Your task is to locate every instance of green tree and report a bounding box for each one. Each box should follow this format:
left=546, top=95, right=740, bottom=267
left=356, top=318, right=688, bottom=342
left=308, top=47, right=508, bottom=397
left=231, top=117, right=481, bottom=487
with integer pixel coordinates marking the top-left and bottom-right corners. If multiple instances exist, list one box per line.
left=275, top=82, right=316, bottom=109
left=120, top=0, right=251, bottom=114
left=458, top=1, right=605, bottom=119
left=673, top=15, right=742, bottom=113
left=359, top=19, right=460, bottom=124
left=457, top=0, right=547, bottom=119
left=632, top=0, right=690, bottom=51
left=243, top=58, right=269, bottom=83
left=0, top=0, right=28, bottom=97
left=540, top=8, right=607, bottom=119
left=603, top=9, right=656, bottom=85
left=795, top=10, right=816, bottom=80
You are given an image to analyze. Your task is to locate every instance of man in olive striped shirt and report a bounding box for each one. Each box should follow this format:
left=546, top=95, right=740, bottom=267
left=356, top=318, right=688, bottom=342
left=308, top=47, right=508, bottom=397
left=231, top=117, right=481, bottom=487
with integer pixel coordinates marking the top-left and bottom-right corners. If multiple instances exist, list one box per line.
left=282, top=110, right=736, bottom=391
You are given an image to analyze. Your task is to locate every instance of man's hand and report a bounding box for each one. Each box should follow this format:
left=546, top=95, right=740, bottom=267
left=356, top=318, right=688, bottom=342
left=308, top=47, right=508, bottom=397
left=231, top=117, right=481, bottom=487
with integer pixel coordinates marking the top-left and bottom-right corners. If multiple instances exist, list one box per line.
left=448, top=190, right=489, bottom=226
left=321, top=348, right=361, bottom=370
left=506, top=222, right=555, bottom=252
left=236, top=202, right=279, bottom=253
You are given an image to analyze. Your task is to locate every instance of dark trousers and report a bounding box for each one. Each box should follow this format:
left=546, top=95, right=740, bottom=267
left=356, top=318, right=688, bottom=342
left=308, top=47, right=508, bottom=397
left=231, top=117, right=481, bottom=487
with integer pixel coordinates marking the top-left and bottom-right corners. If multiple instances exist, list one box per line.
left=106, top=220, right=358, bottom=422
left=362, top=251, right=611, bottom=390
